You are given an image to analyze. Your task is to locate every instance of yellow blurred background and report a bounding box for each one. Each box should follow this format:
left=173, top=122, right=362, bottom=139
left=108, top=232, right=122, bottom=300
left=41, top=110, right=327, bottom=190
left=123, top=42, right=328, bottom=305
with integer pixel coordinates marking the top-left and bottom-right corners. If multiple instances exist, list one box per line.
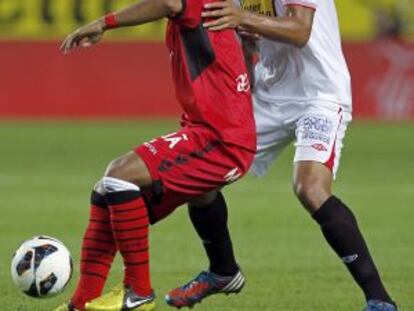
left=0, top=0, right=413, bottom=41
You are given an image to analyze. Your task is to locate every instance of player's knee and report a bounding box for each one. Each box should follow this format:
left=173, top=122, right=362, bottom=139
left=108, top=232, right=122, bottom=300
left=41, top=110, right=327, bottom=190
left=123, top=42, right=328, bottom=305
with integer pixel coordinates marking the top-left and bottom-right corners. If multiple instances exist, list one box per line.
left=293, top=180, right=316, bottom=205
left=293, top=180, right=330, bottom=213
left=102, top=152, right=152, bottom=187
left=95, top=152, right=150, bottom=194
left=188, top=191, right=219, bottom=208
left=105, top=157, right=128, bottom=180
left=94, top=176, right=140, bottom=195
left=92, top=158, right=131, bottom=195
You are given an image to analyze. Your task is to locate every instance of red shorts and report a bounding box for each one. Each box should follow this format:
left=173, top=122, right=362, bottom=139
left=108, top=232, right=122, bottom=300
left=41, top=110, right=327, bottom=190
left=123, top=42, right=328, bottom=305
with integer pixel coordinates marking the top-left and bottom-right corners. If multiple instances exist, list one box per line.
left=135, top=126, right=255, bottom=223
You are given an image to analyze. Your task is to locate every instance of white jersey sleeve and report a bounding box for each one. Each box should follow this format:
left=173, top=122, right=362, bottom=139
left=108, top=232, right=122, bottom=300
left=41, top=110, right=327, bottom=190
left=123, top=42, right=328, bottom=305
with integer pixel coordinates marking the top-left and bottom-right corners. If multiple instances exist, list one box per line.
left=233, top=0, right=242, bottom=8
left=254, top=0, right=352, bottom=110
left=281, top=0, right=318, bottom=9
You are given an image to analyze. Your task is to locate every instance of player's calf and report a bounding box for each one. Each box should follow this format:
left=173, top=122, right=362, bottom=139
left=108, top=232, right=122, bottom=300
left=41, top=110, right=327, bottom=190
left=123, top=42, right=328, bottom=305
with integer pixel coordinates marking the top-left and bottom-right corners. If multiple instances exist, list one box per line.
left=294, top=161, right=396, bottom=307
left=67, top=153, right=155, bottom=311
left=188, top=192, right=239, bottom=277
left=312, top=196, right=396, bottom=306
left=96, top=176, right=153, bottom=297
left=101, top=153, right=154, bottom=297
left=79, top=176, right=155, bottom=311
left=70, top=190, right=117, bottom=310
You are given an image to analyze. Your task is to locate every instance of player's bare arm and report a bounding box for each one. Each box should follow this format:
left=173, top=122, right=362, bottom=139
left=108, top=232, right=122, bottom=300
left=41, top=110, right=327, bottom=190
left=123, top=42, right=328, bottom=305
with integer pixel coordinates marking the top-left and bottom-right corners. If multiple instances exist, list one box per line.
left=60, top=0, right=183, bottom=53
left=202, top=0, right=314, bottom=47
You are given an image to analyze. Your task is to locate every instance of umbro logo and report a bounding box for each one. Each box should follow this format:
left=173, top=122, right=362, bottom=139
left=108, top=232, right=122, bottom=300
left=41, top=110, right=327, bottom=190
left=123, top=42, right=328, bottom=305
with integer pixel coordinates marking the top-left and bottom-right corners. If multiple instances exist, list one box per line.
left=311, top=143, right=328, bottom=151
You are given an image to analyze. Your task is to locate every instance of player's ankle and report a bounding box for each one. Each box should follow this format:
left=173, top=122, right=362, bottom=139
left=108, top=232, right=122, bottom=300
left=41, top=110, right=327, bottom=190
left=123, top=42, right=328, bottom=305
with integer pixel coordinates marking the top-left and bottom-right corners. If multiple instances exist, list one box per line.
left=209, top=265, right=239, bottom=277
left=127, top=283, right=153, bottom=297
left=70, top=299, right=85, bottom=311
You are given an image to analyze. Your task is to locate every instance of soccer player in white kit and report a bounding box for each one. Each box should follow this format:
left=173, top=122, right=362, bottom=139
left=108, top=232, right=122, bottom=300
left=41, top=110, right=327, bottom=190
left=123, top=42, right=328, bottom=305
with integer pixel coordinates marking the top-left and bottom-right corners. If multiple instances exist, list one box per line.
left=166, top=1, right=399, bottom=310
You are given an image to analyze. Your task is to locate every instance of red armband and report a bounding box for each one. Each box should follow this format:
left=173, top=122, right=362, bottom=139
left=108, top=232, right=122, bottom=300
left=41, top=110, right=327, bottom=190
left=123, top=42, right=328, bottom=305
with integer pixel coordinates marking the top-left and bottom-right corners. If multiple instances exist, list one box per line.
left=104, top=13, right=119, bottom=29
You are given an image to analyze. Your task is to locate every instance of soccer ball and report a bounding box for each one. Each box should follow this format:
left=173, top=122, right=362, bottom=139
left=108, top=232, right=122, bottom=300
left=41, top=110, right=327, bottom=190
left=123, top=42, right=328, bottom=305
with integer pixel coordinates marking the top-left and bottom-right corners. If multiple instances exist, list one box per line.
left=11, top=236, right=73, bottom=298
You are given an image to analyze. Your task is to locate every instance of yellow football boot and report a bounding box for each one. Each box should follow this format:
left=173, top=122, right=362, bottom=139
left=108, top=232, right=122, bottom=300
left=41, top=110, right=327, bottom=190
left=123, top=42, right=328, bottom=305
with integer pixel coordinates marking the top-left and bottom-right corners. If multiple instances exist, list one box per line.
left=85, top=285, right=156, bottom=311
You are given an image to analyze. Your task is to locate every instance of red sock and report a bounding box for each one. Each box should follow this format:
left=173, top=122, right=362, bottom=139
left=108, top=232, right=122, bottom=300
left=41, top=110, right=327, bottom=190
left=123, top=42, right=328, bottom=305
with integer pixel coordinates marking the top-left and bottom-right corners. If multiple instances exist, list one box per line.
left=106, top=191, right=152, bottom=296
left=71, top=191, right=116, bottom=310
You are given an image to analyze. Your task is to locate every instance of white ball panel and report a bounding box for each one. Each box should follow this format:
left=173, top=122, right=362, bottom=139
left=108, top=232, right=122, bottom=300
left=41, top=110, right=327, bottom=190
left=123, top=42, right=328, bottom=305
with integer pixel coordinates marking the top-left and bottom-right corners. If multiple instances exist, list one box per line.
left=11, top=243, right=36, bottom=292
left=35, top=249, right=72, bottom=296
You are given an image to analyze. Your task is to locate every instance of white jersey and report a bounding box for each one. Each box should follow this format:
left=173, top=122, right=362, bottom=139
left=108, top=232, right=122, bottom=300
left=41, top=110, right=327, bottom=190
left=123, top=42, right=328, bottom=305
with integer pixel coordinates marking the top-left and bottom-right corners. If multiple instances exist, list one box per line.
left=244, top=0, right=352, bottom=111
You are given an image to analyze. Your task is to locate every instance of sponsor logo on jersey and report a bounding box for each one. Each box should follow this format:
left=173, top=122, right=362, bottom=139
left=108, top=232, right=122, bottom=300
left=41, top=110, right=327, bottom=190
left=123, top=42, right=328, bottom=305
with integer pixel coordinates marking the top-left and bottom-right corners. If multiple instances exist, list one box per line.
left=158, top=140, right=220, bottom=172
left=302, top=132, right=330, bottom=145
left=299, top=115, right=334, bottom=145
left=236, top=73, right=251, bottom=93
left=144, top=142, right=158, bottom=155
left=301, top=115, right=333, bottom=133
left=240, top=0, right=277, bottom=17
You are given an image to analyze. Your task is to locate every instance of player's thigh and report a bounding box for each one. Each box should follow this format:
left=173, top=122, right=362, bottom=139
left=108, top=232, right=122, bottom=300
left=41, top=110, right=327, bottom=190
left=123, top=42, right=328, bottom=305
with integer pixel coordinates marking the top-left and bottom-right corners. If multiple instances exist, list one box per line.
left=293, top=103, right=351, bottom=178
left=135, top=127, right=254, bottom=222
left=143, top=188, right=222, bottom=224
left=136, top=127, right=253, bottom=195
left=105, top=151, right=152, bottom=187
left=252, top=97, right=296, bottom=176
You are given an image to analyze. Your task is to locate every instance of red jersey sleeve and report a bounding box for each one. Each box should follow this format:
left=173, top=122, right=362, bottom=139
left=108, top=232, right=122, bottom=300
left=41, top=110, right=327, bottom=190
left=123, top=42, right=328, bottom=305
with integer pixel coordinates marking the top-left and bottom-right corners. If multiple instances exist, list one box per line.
left=172, top=0, right=203, bottom=28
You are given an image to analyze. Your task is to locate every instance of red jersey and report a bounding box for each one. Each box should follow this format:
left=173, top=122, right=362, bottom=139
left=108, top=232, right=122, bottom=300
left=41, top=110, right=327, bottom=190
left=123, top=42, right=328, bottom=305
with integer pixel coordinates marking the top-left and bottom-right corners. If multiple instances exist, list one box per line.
left=166, top=0, right=256, bottom=152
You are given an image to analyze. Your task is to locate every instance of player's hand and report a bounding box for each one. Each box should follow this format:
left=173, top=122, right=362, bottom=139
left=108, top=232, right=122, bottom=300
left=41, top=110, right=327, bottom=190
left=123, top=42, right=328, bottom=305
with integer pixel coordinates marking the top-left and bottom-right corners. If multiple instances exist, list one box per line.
left=60, top=20, right=105, bottom=54
left=237, top=26, right=260, bottom=41
left=202, top=0, right=246, bottom=31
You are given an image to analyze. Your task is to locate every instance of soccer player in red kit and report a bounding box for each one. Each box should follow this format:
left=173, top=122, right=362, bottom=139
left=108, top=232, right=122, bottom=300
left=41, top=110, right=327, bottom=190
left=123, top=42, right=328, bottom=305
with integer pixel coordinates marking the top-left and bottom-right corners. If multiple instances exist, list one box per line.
left=54, top=0, right=256, bottom=310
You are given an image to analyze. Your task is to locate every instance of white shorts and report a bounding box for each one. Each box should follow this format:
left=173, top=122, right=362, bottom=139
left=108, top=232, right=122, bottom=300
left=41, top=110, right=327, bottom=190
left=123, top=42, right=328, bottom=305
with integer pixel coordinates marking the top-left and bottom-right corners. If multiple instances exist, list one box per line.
left=251, top=97, right=352, bottom=178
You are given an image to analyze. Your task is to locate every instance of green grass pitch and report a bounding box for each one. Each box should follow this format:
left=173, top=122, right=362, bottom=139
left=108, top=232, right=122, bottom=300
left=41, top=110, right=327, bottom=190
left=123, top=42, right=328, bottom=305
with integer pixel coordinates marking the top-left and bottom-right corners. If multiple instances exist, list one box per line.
left=0, top=120, right=413, bottom=311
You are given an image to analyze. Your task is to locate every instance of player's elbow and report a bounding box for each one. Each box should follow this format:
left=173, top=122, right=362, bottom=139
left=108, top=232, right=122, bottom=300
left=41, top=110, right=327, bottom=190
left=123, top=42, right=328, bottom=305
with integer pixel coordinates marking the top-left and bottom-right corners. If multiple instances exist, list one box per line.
left=285, top=6, right=314, bottom=48
left=292, top=25, right=311, bottom=48
left=163, top=0, right=183, bottom=16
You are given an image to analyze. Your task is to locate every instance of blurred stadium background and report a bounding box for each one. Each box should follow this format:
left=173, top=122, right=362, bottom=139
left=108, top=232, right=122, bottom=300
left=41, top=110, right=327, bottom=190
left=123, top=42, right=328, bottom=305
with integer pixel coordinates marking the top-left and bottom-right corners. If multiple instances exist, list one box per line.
left=0, top=0, right=413, bottom=118
left=0, top=1, right=413, bottom=310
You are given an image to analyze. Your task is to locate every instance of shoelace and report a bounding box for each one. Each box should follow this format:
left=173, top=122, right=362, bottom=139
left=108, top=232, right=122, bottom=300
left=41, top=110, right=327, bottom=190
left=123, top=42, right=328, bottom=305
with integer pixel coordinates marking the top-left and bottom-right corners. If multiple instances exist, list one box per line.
left=181, top=271, right=212, bottom=291
left=181, top=271, right=222, bottom=293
